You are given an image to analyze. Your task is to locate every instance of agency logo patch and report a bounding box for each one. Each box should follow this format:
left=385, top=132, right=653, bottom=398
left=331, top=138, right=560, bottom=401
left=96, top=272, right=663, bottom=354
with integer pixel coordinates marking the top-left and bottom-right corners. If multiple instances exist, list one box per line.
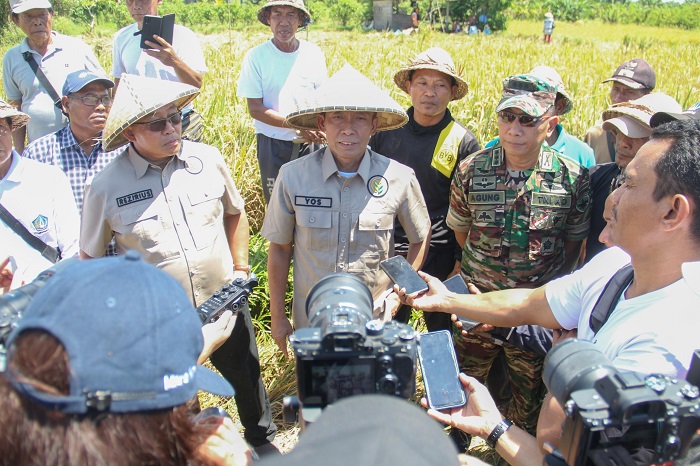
left=367, top=175, right=388, bottom=198
left=31, top=214, right=49, bottom=233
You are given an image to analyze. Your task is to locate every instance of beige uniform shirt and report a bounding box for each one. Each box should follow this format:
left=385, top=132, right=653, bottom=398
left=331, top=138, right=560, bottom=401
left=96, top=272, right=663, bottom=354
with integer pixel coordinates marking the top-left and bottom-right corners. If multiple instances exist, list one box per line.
left=261, top=147, right=430, bottom=328
left=81, top=141, right=245, bottom=306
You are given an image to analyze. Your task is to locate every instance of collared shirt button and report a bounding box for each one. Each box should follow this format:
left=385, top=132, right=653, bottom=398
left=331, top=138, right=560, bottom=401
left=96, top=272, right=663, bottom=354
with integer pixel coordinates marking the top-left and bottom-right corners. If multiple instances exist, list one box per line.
left=338, top=263, right=345, bottom=269
left=309, top=216, right=315, bottom=223
left=342, top=212, right=348, bottom=218
left=343, top=187, right=349, bottom=192
left=340, top=237, right=346, bottom=243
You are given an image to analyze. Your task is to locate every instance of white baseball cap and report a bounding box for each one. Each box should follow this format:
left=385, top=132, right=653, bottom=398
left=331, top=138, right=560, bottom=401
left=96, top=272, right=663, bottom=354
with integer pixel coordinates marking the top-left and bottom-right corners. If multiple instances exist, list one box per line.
left=10, top=0, right=52, bottom=14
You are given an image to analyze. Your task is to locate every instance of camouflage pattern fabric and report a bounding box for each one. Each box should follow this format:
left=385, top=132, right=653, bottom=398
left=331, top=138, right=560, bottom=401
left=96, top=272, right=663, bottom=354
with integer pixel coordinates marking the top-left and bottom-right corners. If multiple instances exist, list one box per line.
left=446, top=141, right=591, bottom=435
left=495, top=74, right=558, bottom=117
left=447, top=142, right=591, bottom=291
left=455, top=331, right=546, bottom=435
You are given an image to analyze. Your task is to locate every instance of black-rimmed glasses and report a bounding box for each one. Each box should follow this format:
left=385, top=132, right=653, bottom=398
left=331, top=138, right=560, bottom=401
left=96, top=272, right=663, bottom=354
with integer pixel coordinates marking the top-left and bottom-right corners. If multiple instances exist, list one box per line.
left=69, top=95, right=112, bottom=107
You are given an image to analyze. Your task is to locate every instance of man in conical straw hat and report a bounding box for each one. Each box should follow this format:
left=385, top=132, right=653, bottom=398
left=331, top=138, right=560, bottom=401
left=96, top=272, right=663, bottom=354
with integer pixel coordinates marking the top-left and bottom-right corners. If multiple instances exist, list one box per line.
left=79, top=74, right=279, bottom=454
left=261, top=65, right=430, bottom=356
left=371, top=47, right=480, bottom=335
left=0, top=99, right=79, bottom=290
left=238, top=0, right=327, bottom=204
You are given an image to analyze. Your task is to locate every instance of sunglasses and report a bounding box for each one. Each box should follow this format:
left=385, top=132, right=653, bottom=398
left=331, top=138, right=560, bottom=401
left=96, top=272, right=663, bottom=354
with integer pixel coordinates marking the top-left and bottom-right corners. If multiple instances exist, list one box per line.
left=133, top=111, right=182, bottom=132
left=497, top=110, right=547, bottom=127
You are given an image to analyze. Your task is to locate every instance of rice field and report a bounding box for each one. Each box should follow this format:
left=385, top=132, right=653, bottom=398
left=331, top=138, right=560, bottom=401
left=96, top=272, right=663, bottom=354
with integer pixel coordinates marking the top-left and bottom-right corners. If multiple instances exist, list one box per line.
left=3, top=18, right=699, bottom=460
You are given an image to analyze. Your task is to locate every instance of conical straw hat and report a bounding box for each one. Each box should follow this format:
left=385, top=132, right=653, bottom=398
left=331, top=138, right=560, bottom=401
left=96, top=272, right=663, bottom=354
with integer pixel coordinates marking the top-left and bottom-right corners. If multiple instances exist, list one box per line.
left=103, top=75, right=199, bottom=151
left=393, top=47, right=468, bottom=101
left=285, top=64, right=408, bottom=132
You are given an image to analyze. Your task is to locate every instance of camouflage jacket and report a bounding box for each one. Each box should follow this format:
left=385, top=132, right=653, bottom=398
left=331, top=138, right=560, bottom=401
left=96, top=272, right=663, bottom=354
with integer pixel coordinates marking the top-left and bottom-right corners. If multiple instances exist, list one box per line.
left=447, top=142, right=591, bottom=291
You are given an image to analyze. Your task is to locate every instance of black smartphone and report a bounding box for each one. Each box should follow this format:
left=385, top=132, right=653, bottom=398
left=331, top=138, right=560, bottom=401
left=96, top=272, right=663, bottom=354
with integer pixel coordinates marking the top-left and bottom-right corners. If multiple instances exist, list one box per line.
left=418, top=330, right=466, bottom=410
left=442, top=275, right=481, bottom=332
left=140, top=14, right=175, bottom=49
left=379, top=255, right=428, bottom=295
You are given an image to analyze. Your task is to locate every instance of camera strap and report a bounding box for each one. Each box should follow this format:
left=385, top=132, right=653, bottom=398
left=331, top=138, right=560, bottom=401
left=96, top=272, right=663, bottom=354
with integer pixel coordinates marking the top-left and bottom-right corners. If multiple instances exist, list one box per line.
left=588, top=264, right=634, bottom=334
left=22, top=51, right=63, bottom=110
left=0, top=202, right=61, bottom=263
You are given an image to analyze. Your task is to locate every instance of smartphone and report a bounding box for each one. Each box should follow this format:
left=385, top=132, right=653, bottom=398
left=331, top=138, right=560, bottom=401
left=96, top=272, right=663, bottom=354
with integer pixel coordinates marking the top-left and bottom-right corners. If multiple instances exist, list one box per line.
left=442, top=275, right=481, bottom=332
left=418, top=330, right=466, bottom=410
left=379, top=255, right=428, bottom=295
left=140, top=14, right=175, bottom=49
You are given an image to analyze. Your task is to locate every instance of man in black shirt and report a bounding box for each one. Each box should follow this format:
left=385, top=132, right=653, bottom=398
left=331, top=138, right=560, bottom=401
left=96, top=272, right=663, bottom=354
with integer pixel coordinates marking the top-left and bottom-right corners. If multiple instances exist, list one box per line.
left=371, top=47, right=480, bottom=332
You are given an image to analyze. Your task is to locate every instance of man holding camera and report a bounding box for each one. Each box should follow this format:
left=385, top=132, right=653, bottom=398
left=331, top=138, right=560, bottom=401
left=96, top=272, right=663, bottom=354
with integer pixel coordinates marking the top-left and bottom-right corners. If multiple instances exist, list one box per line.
left=401, top=119, right=700, bottom=454
left=79, top=75, right=278, bottom=455
left=261, top=65, right=430, bottom=356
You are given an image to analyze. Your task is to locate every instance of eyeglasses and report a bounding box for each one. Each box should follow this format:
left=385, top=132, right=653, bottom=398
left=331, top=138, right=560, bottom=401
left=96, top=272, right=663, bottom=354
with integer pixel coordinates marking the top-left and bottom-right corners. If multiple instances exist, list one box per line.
left=69, top=95, right=112, bottom=107
left=133, top=112, right=182, bottom=132
left=497, top=110, right=547, bottom=127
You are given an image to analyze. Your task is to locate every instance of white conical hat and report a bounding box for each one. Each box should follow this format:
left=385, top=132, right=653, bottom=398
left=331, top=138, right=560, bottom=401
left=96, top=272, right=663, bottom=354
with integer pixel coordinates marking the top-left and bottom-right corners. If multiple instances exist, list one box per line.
left=103, top=75, right=199, bottom=151
left=285, top=64, right=408, bottom=132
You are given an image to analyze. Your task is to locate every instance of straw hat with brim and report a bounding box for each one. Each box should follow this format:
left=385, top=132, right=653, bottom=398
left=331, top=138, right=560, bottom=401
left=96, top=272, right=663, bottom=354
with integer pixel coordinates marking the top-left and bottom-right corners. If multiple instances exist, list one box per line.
left=393, top=47, right=468, bottom=101
left=285, top=64, right=408, bottom=132
left=601, top=92, right=682, bottom=139
left=0, top=100, right=30, bottom=130
left=650, top=102, right=700, bottom=128
left=530, top=65, right=573, bottom=115
left=257, top=0, right=310, bottom=26
left=103, top=75, right=199, bottom=151
left=545, top=12, right=554, bottom=18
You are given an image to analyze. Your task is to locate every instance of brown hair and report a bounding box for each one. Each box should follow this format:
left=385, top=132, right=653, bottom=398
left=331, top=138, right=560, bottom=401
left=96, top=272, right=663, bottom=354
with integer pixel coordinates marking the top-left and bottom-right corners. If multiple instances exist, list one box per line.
left=0, top=330, right=218, bottom=466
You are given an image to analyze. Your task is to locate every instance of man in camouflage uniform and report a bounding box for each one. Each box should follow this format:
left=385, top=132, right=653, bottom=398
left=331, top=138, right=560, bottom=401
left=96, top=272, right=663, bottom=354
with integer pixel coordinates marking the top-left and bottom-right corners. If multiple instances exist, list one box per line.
left=447, top=74, right=591, bottom=435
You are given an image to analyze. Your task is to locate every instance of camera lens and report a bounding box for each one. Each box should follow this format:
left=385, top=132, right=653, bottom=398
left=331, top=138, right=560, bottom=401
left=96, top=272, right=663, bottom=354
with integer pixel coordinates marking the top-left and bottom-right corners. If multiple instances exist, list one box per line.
left=543, top=339, right=617, bottom=404
left=305, top=273, right=373, bottom=329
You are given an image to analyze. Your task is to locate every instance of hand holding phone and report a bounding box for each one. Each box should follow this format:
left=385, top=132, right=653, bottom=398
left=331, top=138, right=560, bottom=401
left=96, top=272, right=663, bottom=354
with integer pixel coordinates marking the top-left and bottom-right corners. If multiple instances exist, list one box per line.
left=380, top=255, right=428, bottom=296
left=418, top=330, right=466, bottom=410
left=442, top=275, right=481, bottom=332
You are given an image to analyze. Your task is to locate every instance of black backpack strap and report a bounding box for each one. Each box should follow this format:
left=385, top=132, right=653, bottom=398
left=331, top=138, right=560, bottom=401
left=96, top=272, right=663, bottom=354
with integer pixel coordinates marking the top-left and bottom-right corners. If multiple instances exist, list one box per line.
left=588, top=263, right=634, bottom=334
left=0, top=202, right=60, bottom=263
left=22, top=51, right=63, bottom=109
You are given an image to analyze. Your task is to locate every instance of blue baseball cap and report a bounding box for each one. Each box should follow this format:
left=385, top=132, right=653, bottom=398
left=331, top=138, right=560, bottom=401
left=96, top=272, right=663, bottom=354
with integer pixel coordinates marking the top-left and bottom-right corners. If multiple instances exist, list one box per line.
left=5, top=251, right=234, bottom=414
left=62, top=70, right=114, bottom=97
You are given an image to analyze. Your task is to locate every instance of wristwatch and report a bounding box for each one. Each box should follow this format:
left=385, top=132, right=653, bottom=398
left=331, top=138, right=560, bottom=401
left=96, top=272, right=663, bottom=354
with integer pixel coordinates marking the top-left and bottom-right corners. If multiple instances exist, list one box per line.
left=486, top=419, right=513, bottom=449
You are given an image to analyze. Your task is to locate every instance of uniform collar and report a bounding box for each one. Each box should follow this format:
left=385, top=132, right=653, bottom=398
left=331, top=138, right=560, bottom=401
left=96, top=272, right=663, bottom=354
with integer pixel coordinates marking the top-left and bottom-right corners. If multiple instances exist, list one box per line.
left=127, top=141, right=185, bottom=178
left=321, top=147, right=373, bottom=182
left=2, top=151, right=23, bottom=183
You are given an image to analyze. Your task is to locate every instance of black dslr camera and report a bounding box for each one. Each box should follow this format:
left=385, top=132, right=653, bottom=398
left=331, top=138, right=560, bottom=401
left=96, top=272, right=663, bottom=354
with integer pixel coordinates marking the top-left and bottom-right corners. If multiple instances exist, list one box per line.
left=543, top=339, right=700, bottom=466
left=285, top=274, right=417, bottom=426
left=196, top=274, right=258, bottom=325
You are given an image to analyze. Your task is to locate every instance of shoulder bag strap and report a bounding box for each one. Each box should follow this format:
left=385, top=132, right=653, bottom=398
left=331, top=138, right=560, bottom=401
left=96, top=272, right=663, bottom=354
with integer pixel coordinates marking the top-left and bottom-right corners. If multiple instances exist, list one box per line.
left=22, top=51, right=63, bottom=109
left=0, top=202, right=60, bottom=263
left=588, top=263, right=634, bottom=334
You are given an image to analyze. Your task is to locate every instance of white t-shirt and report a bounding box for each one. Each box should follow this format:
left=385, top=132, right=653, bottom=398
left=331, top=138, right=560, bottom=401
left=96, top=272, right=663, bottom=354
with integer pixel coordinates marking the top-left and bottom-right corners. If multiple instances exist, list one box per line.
left=237, top=39, right=327, bottom=141
left=0, top=152, right=79, bottom=284
left=547, top=246, right=700, bottom=379
left=112, top=23, right=207, bottom=80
